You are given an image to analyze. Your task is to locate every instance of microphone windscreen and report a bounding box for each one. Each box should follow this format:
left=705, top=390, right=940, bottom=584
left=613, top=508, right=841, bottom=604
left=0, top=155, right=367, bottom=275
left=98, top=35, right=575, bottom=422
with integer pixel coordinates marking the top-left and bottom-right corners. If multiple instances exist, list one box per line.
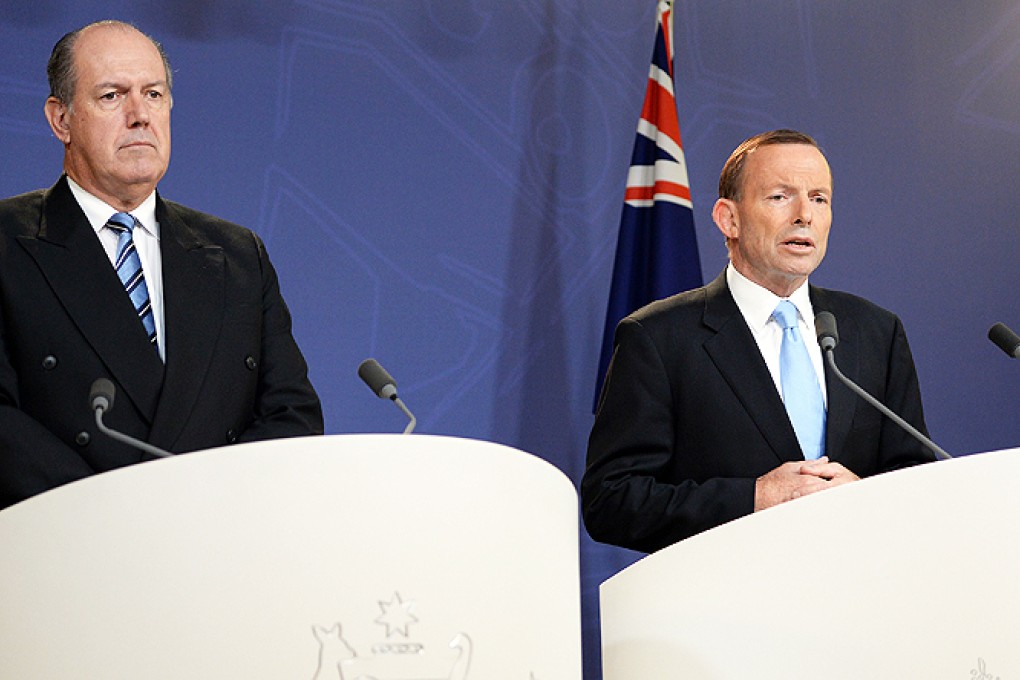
left=358, top=358, right=397, bottom=398
left=88, top=378, right=116, bottom=411
left=988, top=322, right=1020, bottom=358
left=814, top=311, right=839, bottom=351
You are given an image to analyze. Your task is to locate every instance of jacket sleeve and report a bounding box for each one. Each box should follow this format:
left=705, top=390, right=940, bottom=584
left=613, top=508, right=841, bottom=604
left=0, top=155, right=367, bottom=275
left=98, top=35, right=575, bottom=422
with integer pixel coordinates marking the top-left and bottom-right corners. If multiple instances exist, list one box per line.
left=872, top=315, right=936, bottom=471
left=581, top=317, right=755, bottom=553
left=235, top=234, right=323, bottom=443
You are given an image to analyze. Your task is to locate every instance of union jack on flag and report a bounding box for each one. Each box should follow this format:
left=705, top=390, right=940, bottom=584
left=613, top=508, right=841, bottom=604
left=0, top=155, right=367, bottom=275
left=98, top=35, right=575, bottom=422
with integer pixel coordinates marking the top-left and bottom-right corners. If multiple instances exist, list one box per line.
left=594, top=0, right=703, bottom=408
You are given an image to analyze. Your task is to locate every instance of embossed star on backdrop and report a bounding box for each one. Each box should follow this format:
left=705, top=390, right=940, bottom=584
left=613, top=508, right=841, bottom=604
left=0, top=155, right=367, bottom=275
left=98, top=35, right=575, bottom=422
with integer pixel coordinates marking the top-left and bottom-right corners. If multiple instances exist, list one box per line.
left=374, top=592, right=418, bottom=638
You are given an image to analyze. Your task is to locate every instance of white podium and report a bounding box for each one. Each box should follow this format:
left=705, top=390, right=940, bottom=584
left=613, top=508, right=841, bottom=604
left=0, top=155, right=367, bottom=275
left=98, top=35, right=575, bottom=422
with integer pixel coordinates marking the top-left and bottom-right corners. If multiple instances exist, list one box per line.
left=600, top=448, right=1020, bottom=680
left=0, top=434, right=582, bottom=679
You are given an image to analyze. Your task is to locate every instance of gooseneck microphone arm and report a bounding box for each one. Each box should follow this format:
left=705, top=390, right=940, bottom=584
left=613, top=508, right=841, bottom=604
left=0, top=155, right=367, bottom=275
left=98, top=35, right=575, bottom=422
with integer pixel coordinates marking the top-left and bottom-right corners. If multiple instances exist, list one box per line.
left=357, top=359, right=417, bottom=434
left=89, top=378, right=173, bottom=459
left=814, top=312, right=951, bottom=461
left=391, top=398, right=417, bottom=435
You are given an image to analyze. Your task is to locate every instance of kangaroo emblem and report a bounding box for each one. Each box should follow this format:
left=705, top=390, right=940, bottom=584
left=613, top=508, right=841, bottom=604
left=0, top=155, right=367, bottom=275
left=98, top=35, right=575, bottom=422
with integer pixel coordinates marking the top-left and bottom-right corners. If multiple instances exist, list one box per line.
left=311, top=625, right=472, bottom=680
left=311, top=624, right=356, bottom=680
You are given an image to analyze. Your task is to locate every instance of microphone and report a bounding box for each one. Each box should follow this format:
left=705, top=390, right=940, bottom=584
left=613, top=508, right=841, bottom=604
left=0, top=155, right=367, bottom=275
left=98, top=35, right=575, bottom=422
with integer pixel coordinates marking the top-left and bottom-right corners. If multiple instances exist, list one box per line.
left=88, top=378, right=173, bottom=458
left=815, top=312, right=838, bottom=353
left=988, top=322, right=1020, bottom=359
left=357, top=359, right=417, bottom=434
left=813, top=312, right=951, bottom=461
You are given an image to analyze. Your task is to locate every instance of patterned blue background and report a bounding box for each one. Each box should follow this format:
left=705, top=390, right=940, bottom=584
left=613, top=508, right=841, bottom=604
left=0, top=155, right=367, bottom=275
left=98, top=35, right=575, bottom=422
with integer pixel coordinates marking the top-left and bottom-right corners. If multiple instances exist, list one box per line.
left=4, top=2, right=1020, bottom=677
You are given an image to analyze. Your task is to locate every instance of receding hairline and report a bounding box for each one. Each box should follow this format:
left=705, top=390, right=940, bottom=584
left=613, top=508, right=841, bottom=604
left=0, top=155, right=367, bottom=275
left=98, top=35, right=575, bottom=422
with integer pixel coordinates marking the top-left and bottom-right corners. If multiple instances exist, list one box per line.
left=75, top=21, right=164, bottom=63
left=48, top=19, right=173, bottom=105
left=718, top=129, right=831, bottom=201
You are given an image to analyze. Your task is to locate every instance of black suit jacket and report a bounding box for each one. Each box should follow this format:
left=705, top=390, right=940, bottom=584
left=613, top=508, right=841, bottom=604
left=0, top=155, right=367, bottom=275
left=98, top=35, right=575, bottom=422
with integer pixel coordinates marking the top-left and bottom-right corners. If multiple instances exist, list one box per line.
left=0, top=177, right=323, bottom=510
left=582, top=270, right=935, bottom=553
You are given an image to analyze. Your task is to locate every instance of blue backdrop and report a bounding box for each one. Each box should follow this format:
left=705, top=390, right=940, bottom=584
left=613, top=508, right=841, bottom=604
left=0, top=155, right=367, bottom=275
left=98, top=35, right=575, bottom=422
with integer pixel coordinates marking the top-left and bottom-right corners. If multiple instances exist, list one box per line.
left=3, top=2, right=1019, bottom=677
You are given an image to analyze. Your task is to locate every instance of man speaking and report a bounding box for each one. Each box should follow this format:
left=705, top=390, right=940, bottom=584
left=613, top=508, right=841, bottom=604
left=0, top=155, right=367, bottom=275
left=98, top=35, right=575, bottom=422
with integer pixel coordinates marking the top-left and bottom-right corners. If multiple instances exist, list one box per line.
left=583, top=129, right=936, bottom=553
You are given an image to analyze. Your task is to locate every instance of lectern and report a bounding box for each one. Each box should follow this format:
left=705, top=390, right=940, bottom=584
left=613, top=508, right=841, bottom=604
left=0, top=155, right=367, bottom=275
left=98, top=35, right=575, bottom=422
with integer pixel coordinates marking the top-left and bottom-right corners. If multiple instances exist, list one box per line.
left=600, top=448, right=1020, bottom=680
left=0, top=434, right=582, bottom=679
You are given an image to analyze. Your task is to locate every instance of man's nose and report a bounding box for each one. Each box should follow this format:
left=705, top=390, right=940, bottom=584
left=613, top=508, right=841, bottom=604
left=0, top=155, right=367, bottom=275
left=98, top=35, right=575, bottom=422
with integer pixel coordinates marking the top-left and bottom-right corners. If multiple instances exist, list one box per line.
left=793, top=196, right=813, bottom=224
left=124, top=91, right=150, bottom=126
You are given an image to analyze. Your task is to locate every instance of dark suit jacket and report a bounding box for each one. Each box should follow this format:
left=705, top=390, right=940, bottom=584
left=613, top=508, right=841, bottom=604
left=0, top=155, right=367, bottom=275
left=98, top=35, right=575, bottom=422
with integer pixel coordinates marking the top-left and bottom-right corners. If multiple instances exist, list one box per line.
left=582, top=270, right=935, bottom=553
left=0, top=177, right=323, bottom=510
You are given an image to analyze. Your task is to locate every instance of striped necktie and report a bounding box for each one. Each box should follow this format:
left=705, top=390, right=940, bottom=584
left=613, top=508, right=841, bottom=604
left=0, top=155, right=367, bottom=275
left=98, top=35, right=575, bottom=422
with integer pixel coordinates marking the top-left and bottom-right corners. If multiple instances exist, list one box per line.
left=773, top=300, right=826, bottom=460
left=107, top=212, right=158, bottom=351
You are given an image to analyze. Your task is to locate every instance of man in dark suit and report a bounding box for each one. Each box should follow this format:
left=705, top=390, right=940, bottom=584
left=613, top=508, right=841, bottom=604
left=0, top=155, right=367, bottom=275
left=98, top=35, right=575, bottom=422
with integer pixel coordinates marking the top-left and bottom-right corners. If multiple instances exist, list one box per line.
left=0, top=20, right=323, bottom=511
left=582, top=129, right=935, bottom=553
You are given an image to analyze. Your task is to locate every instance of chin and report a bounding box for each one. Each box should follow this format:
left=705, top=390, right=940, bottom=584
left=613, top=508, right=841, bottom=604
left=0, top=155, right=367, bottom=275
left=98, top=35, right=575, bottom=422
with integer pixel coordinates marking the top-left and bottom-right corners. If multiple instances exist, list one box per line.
left=121, top=165, right=167, bottom=186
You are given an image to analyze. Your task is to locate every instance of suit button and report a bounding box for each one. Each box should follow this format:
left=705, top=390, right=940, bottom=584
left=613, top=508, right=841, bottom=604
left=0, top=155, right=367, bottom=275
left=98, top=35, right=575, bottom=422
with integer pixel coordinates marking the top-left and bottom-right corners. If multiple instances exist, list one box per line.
left=245, top=356, right=257, bottom=370
left=226, top=429, right=238, bottom=443
left=75, top=431, right=90, bottom=446
left=42, top=355, right=58, bottom=370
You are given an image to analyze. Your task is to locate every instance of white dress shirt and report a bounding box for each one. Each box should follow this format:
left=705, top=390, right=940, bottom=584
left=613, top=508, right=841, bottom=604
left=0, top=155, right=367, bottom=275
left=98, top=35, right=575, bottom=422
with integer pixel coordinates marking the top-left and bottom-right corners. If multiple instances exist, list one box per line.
left=725, top=263, right=827, bottom=406
left=67, top=177, right=166, bottom=360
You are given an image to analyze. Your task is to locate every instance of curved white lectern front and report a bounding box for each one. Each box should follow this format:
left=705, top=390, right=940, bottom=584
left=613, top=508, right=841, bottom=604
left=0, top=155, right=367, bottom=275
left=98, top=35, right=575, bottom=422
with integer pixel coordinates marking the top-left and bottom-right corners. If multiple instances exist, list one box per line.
left=0, top=434, right=581, bottom=679
left=600, top=448, right=1020, bottom=680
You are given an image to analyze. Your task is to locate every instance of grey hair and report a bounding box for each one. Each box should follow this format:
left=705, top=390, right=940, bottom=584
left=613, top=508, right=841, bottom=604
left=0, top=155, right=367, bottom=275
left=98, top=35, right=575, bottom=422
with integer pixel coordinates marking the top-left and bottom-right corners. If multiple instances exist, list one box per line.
left=47, top=20, right=173, bottom=106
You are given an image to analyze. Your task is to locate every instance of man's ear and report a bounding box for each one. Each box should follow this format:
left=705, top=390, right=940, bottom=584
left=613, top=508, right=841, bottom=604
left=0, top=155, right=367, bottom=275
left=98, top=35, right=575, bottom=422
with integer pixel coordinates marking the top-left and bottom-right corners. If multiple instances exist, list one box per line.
left=712, top=198, right=739, bottom=240
left=44, top=97, right=72, bottom=144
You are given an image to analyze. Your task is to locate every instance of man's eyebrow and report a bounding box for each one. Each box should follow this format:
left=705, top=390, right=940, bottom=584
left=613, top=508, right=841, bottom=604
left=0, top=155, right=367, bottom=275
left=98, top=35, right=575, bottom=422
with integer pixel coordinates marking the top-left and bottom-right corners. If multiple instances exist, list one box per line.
left=93, top=79, right=169, bottom=90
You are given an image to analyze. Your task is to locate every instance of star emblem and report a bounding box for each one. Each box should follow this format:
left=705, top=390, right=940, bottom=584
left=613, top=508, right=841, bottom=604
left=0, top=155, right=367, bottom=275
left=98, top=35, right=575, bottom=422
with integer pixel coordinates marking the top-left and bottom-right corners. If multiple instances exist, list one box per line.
left=374, top=592, right=418, bottom=638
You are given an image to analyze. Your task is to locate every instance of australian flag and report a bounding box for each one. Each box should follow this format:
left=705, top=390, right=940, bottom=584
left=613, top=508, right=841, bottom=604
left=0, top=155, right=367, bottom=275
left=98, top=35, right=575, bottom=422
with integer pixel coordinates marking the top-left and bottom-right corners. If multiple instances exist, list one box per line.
left=594, top=0, right=703, bottom=407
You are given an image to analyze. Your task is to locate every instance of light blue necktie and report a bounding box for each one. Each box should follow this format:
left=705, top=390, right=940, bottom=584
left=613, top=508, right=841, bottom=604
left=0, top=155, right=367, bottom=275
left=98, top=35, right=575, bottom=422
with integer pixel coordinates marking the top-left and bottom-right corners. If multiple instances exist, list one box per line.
left=773, top=300, right=826, bottom=460
left=107, top=212, right=158, bottom=351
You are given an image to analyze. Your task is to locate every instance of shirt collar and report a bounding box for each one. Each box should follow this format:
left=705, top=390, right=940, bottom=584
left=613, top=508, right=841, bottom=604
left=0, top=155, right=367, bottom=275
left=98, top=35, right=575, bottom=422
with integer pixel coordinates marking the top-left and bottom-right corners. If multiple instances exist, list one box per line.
left=66, top=175, right=159, bottom=239
left=726, top=262, right=814, bottom=330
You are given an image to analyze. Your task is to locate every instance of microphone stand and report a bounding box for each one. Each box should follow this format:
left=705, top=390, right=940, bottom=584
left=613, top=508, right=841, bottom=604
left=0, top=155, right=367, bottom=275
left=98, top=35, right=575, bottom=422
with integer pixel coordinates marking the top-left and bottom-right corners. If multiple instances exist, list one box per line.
left=821, top=350, right=951, bottom=461
left=94, top=406, right=174, bottom=458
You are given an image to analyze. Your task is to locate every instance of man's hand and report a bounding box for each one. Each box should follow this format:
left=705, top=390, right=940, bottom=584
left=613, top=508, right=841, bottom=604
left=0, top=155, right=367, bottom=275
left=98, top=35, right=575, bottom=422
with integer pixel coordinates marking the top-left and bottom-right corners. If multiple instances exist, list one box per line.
left=754, top=457, right=860, bottom=511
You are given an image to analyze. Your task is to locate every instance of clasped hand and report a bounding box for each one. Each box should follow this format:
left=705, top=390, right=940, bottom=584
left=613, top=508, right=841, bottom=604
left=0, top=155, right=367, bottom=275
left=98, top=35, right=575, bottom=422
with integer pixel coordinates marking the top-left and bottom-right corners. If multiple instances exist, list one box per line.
left=754, top=457, right=859, bottom=511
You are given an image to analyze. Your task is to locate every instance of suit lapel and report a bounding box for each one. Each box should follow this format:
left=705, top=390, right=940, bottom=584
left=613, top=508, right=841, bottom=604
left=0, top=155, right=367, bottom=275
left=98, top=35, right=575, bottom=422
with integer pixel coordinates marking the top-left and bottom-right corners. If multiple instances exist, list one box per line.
left=700, top=272, right=803, bottom=464
left=17, top=178, right=163, bottom=422
left=147, top=197, right=225, bottom=449
left=810, top=287, right=859, bottom=462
